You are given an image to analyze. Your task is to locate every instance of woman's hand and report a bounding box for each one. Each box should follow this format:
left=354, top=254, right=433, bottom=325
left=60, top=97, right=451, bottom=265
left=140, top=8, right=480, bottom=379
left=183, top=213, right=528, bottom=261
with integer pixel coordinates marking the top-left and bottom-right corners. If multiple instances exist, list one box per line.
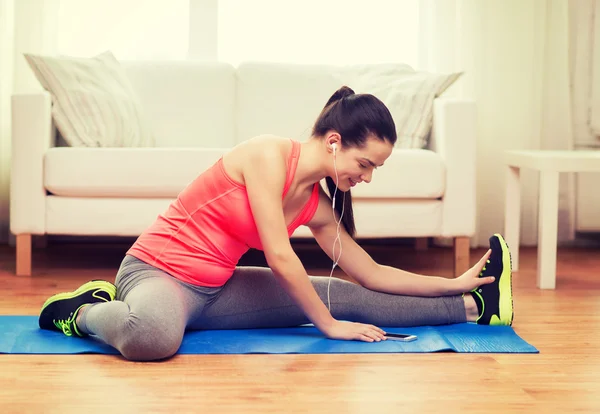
left=322, top=320, right=387, bottom=342
left=455, top=249, right=496, bottom=293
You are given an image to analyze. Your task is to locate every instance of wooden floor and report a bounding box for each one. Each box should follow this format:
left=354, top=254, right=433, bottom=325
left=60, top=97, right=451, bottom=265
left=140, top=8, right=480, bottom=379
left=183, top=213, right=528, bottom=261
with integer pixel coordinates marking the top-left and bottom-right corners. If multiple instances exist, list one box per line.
left=1, top=240, right=600, bottom=413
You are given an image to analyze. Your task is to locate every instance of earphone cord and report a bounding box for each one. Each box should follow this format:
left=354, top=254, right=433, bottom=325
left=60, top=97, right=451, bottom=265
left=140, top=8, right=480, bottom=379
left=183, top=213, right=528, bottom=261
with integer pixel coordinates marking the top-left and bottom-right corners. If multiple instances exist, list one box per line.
left=328, top=151, right=345, bottom=311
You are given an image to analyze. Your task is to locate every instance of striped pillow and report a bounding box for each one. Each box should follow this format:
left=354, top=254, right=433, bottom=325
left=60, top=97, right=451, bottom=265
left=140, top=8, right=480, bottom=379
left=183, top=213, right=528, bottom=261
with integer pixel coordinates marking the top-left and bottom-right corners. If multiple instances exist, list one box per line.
left=335, top=64, right=462, bottom=149
left=24, top=51, right=155, bottom=148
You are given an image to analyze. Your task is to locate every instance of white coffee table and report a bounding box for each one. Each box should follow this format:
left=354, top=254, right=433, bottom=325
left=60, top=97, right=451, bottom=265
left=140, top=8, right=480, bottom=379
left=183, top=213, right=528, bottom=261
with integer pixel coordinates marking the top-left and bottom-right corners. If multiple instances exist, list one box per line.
left=504, top=150, right=600, bottom=289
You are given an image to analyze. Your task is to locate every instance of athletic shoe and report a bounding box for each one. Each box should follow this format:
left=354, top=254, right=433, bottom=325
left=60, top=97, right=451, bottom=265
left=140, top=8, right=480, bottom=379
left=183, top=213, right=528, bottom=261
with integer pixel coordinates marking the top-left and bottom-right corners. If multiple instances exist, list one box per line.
left=38, top=280, right=117, bottom=337
left=472, top=233, right=514, bottom=326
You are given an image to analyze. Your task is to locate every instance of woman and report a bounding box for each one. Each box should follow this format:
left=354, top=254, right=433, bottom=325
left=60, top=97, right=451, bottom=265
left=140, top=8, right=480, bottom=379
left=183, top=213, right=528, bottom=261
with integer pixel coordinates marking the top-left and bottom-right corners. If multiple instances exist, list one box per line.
left=39, top=86, right=514, bottom=361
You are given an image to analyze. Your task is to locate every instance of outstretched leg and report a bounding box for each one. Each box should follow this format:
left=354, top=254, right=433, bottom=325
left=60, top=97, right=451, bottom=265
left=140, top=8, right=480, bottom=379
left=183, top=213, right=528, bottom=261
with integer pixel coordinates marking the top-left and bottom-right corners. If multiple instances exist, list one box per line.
left=191, top=267, right=469, bottom=330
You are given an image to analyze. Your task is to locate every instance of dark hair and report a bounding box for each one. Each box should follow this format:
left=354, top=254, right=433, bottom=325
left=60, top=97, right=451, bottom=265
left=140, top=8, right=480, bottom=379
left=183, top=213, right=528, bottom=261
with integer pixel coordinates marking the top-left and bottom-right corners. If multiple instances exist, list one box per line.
left=312, top=86, right=397, bottom=238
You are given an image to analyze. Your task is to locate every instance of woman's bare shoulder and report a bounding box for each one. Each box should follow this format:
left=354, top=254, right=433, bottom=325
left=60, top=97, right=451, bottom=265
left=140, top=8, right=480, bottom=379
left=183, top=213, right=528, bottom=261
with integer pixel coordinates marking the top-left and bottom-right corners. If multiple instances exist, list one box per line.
left=222, top=135, right=293, bottom=184
left=229, top=134, right=291, bottom=156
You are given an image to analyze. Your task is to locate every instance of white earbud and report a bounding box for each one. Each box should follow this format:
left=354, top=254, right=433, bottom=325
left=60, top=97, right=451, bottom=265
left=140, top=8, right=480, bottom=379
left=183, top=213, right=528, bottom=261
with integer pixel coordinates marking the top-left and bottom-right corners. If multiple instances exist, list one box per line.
left=332, top=143, right=337, bottom=154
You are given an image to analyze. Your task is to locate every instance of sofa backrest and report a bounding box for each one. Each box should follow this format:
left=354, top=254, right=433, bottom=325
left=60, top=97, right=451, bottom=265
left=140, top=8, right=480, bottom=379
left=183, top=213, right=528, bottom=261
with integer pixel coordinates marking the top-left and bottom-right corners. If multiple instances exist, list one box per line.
left=123, top=61, right=237, bottom=148
left=121, top=60, right=456, bottom=150
left=235, top=62, right=343, bottom=144
left=123, top=60, right=345, bottom=148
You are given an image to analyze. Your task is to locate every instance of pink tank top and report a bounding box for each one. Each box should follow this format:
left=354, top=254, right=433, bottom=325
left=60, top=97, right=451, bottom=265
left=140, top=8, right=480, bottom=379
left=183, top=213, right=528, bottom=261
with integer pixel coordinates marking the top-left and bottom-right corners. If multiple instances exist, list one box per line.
left=126, top=139, right=320, bottom=287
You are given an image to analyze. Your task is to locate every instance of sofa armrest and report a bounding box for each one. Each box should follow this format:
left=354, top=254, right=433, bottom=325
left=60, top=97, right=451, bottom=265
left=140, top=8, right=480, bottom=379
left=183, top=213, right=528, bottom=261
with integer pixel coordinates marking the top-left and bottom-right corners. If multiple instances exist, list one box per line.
left=10, top=92, right=55, bottom=235
left=429, top=97, right=477, bottom=237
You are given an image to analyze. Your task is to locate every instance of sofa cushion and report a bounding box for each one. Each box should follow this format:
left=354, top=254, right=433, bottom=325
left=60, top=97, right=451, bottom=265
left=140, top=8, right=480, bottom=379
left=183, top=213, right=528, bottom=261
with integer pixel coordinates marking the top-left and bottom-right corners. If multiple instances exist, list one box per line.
left=44, top=147, right=445, bottom=199
left=45, top=197, right=442, bottom=237
left=351, top=149, right=444, bottom=199
left=235, top=62, right=460, bottom=149
left=122, top=61, right=237, bottom=148
left=44, top=148, right=228, bottom=198
left=292, top=199, right=443, bottom=238
left=236, top=62, right=341, bottom=144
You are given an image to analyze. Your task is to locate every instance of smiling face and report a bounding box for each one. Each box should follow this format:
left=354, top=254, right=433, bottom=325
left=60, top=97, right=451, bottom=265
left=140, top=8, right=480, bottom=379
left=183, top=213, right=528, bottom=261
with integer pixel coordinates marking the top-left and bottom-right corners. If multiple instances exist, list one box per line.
left=328, top=133, right=394, bottom=191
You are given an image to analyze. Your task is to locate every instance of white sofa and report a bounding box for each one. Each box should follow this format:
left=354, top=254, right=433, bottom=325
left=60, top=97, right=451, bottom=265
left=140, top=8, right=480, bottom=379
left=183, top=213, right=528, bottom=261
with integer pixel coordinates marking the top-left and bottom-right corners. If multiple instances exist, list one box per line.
left=10, top=61, right=477, bottom=277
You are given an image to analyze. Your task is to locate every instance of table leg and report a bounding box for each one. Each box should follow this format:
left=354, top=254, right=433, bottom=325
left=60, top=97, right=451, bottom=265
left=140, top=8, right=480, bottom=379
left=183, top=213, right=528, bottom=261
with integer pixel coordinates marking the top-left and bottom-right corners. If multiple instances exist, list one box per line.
left=504, top=166, right=521, bottom=271
left=537, top=170, right=560, bottom=289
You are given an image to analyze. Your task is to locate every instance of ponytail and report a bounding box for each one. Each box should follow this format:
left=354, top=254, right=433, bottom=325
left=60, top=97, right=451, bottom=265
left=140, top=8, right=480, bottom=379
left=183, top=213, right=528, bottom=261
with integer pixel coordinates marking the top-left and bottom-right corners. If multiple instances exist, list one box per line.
left=323, top=85, right=355, bottom=108
left=321, top=86, right=357, bottom=238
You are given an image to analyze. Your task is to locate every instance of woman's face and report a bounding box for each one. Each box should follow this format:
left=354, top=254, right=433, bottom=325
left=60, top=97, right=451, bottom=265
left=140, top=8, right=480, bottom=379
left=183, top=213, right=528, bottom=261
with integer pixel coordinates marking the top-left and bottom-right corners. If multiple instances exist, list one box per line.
left=329, top=135, right=394, bottom=192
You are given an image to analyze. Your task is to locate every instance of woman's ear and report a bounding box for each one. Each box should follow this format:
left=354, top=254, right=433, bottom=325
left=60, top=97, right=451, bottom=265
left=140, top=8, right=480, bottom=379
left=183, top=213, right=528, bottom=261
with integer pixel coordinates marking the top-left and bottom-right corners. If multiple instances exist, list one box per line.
left=326, top=132, right=341, bottom=153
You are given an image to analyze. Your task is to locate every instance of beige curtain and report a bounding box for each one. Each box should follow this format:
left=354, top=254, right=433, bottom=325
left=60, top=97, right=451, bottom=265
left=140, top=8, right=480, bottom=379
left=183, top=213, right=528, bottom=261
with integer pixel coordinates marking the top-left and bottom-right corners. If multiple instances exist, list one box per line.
left=571, top=0, right=600, bottom=142
left=422, top=0, right=575, bottom=247
left=590, top=0, right=600, bottom=136
left=0, top=0, right=15, bottom=244
left=0, top=0, right=58, bottom=244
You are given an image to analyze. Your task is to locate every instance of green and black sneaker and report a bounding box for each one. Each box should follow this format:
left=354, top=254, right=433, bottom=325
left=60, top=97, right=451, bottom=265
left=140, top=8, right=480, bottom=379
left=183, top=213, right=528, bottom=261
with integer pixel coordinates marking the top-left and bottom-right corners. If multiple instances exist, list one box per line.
left=39, top=280, right=116, bottom=337
left=471, top=233, right=514, bottom=326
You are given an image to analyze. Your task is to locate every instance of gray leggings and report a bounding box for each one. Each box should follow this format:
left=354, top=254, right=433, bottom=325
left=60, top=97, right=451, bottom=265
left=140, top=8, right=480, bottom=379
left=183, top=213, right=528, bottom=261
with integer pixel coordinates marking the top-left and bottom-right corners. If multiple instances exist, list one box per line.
left=78, top=255, right=466, bottom=361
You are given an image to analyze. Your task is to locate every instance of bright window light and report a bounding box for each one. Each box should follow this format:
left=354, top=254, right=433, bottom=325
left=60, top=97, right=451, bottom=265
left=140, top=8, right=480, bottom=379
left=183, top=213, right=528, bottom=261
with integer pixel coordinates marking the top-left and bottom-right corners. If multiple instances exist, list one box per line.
left=57, top=0, right=189, bottom=60
left=217, top=0, right=420, bottom=67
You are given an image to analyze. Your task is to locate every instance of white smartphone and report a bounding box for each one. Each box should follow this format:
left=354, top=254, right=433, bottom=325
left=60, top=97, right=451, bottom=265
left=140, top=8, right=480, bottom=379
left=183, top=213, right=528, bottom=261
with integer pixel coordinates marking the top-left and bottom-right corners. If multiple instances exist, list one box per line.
left=385, top=333, right=417, bottom=342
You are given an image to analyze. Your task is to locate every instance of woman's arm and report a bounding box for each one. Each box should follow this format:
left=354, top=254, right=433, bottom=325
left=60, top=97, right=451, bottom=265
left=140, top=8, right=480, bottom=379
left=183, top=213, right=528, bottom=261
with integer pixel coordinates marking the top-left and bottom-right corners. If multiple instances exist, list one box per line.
left=241, top=138, right=385, bottom=342
left=307, top=187, right=493, bottom=297
left=242, top=142, right=335, bottom=331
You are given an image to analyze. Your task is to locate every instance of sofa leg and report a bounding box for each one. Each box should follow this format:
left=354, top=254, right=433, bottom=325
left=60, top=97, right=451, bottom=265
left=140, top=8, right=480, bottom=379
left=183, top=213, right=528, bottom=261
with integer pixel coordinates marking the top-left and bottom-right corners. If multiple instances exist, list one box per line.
left=16, top=234, right=32, bottom=276
left=415, top=237, right=428, bottom=251
left=454, top=237, right=470, bottom=277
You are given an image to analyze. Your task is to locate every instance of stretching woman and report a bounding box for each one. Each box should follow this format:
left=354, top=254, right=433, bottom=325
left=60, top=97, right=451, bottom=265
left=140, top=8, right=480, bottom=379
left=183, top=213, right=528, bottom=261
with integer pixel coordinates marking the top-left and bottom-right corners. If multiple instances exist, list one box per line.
left=38, top=86, right=514, bottom=361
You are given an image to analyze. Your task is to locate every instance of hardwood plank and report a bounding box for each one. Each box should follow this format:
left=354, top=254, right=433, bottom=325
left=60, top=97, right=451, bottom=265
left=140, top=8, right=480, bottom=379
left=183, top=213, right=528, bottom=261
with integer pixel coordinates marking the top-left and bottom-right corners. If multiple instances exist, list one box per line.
left=1, top=241, right=599, bottom=412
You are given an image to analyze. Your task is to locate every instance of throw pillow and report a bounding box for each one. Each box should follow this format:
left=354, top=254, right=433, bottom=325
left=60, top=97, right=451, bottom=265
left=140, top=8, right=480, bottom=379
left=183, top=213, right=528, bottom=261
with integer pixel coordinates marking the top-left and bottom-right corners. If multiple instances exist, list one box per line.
left=334, top=64, right=461, bottom=149
left=24, top=51, right=155, bottom=148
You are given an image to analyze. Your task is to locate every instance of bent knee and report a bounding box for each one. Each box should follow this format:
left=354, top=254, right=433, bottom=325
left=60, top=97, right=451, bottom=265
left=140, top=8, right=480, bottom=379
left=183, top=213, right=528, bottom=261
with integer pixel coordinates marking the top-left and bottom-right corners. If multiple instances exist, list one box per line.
left=116, top=319, right=184, bottom=362
left=119, top=331, right=182, bottom=361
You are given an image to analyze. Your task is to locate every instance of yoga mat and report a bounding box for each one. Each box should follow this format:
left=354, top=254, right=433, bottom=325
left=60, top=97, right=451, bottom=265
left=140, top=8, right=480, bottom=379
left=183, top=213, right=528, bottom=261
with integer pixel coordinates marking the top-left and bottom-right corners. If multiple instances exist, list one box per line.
left=0, top=316, right=538, bottom=355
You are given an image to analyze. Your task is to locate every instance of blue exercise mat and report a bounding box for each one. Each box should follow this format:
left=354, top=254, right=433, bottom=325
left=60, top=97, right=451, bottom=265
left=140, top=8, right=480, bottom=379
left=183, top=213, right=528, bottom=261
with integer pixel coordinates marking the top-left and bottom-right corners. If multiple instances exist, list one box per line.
left=0, top=316, right=538, bottom=354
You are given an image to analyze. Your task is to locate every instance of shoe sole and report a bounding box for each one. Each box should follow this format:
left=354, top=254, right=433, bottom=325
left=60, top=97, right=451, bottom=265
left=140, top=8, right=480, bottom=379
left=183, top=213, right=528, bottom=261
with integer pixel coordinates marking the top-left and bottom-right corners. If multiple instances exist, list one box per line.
left=40, top=280, right=116, bottom=313
left=493, top=233, right=514, bottom=326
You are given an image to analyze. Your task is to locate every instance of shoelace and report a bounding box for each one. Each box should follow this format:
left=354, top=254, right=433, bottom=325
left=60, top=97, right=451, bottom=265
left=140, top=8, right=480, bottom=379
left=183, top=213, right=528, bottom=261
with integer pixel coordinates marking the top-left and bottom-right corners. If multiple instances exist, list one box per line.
left=53, top=317, right=75, bottom=336
left=479, top=259, right=491, bottom=276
